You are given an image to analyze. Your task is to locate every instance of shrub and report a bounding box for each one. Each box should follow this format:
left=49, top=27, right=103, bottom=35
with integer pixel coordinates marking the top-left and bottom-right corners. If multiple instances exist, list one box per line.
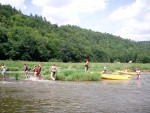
left=7, top=67, right=20, bottom=71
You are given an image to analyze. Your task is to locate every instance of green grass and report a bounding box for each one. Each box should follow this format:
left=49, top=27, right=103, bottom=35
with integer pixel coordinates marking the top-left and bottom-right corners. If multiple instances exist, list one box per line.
left=0, top=60, right=150, bottom=81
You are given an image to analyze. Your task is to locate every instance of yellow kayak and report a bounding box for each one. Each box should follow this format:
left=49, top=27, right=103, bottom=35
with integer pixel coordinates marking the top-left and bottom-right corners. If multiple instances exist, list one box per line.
left=101, top=74, right=131, bottom=80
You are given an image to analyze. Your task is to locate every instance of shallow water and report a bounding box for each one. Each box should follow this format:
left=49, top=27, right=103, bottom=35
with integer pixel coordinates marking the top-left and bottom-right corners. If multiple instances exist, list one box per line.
left=0, top=73, right=150, bottom=113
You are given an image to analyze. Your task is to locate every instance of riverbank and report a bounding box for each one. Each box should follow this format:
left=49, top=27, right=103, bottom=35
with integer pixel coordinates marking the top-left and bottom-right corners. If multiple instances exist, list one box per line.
left=0, top=60, right=150, bottom=81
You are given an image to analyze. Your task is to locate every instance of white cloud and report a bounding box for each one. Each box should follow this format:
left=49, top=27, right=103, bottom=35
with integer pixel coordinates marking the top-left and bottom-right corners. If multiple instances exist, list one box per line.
left=110, top=0, right=148, bottom=20
left=110, top=0, right=150, bottom=41
left=32, top=0, right=107, bottom=25
left=144, top=13, right=150, bottom=21
left=31, top=0, right=71, bottom=8
left=114, top=19, right=150, bottom=41
left=0, top=0, right=26, bottom=10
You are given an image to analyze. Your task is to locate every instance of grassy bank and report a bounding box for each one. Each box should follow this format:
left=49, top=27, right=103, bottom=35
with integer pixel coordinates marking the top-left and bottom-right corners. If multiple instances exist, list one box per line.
left=0, top=60, right=150, bottom=81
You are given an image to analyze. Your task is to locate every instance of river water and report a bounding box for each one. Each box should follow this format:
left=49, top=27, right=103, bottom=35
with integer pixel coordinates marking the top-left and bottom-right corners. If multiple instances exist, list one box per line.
left=0, top=73, right=150, bottom=113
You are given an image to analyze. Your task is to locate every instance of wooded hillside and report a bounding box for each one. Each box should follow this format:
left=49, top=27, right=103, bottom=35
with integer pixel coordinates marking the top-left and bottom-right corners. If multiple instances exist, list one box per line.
left=0, top=4, right=150, bottom=63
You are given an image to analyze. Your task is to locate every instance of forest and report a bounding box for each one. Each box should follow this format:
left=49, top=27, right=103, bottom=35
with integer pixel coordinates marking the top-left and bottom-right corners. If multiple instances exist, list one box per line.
left=0, top=4, right=150, bottom=63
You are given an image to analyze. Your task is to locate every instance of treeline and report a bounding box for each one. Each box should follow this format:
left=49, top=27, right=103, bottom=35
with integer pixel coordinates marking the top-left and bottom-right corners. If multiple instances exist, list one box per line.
left=0, top=4, right=150, bottom=63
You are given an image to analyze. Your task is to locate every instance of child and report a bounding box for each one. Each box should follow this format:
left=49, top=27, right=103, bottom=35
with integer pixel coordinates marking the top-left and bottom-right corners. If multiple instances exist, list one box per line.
left=136, top=69, right=141, bottom=80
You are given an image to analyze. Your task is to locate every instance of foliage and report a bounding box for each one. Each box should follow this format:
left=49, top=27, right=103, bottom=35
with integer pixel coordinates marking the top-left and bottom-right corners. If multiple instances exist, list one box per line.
left=0, top=4, right=150, bottom=63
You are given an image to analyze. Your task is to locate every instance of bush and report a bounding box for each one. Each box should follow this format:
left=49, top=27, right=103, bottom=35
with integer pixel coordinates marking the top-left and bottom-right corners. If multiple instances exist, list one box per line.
left=7, top=67, right=20, bottom=71
left=56, top=69, right=100, bottom=81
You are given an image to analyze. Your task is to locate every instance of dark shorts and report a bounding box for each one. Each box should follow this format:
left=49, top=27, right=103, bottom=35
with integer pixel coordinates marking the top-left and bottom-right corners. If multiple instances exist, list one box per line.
left=85, top=65, right=88, bottom=69
left=52, top=72, right=56, bottom=74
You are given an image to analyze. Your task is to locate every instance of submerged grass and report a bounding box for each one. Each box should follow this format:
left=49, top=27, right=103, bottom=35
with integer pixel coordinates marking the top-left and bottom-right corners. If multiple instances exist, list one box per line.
left=0, top=60, right=150, bottom=81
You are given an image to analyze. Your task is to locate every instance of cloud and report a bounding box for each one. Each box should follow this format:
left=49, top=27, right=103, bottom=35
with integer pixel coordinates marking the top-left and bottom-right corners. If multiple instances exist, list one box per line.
left=31, top=0, right=71, bottom=8
left=114, top=19, right=150, bottom=41
left=31, top=0, right=107, bottom=25
left=0, top=0, right=26, bottom=10
left=110, top=0, right=149, bottom=20
left=110, top=0, right=150, bottom=41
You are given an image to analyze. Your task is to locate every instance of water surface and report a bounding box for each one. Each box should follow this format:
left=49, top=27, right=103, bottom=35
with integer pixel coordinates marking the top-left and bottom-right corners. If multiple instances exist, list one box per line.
left=0, top=73, right=150, bottom=113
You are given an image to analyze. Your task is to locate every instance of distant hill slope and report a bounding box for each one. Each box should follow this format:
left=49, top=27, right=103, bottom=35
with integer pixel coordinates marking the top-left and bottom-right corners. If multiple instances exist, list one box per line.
left=0, top=4, right=150, bottom=63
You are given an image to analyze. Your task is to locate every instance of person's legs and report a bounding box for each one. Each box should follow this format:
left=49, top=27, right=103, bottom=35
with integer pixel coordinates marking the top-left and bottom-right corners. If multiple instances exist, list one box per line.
left=85, top=66, right=87, bottom=72
left=38, top=73, right=41, bottom=79
left=85, top=65, right=88, bottom=72
left=25, top=71, right=29, bottom=78
left=34, top=72, right=37, bottom=78
left=137, top=74, right=141, bottom=79
left=51, top=72, right=55, bottom=80
left=2, top=71, right=5, bottom=80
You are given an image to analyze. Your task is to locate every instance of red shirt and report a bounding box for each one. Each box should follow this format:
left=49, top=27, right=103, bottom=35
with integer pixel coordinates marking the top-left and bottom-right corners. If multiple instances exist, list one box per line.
left=34, top=67, right=38, bottom=72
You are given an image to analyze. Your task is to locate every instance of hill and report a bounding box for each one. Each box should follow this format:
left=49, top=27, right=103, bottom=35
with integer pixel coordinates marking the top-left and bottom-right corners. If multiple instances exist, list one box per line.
left=0, top=4, right=150, bottom=63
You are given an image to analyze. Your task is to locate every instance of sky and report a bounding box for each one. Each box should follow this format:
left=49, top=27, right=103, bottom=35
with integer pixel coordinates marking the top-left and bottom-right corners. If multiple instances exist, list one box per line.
left=0, top=0, right=150, bottom=41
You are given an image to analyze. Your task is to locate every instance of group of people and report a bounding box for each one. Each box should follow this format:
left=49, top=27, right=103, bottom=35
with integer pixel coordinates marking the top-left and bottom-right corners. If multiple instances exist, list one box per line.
left=23, top=59, right=88, bottom=80
left=24, top=63, right=58, bottom=81
left=103, top=66, right=141, bottom=79
left=124, top=67, right=141, bottom=79
left=0, top=63, right=59, bottom=81
left=24, top=63, right=42, bottom=80
left=1, top=60, right=141, bottom=81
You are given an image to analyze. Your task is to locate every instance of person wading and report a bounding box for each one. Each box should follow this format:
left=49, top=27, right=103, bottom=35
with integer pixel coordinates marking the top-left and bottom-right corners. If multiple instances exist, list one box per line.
left=50, top=64, right=58, bottom=80
left=85, top=59, right=89, bottom=73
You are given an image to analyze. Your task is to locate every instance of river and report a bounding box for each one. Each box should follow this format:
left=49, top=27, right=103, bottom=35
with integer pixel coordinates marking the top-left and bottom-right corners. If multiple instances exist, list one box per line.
left=0, top=73, right=150, bottom=113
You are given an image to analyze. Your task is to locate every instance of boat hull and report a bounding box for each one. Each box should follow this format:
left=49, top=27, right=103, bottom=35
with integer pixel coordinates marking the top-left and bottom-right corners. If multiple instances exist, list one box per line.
left=101, top=74, right=130, bottom=80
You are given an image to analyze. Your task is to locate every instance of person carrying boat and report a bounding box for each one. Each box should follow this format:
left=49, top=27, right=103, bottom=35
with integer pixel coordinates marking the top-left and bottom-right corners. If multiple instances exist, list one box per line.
left=50, top=64, right=58, bottom=80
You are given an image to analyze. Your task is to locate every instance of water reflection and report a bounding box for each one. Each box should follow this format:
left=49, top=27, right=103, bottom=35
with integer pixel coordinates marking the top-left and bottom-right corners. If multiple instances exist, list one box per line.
left=0, top=74, right=150, bottom=113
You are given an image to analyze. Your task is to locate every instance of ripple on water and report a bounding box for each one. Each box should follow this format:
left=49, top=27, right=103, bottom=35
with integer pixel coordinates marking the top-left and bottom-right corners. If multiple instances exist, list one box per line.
left=0, top=74, right=150, bottom=113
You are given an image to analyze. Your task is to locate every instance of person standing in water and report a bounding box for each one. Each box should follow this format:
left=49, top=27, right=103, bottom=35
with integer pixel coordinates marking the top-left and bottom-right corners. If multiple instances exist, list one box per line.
left=33, top=65, right=38, bottom=79
left=37, top=63, right=42, bottom=79
left=84, top=58, right=89, bottom=73
left=1, top=63, right=6, bottom=80
left=24, top=64, right=29, bottom=79
left=50, top=64, right=58, bottom=80
left=104, top=66, right=107, bottom=74
left=136, top=68, right=141, bottom=80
